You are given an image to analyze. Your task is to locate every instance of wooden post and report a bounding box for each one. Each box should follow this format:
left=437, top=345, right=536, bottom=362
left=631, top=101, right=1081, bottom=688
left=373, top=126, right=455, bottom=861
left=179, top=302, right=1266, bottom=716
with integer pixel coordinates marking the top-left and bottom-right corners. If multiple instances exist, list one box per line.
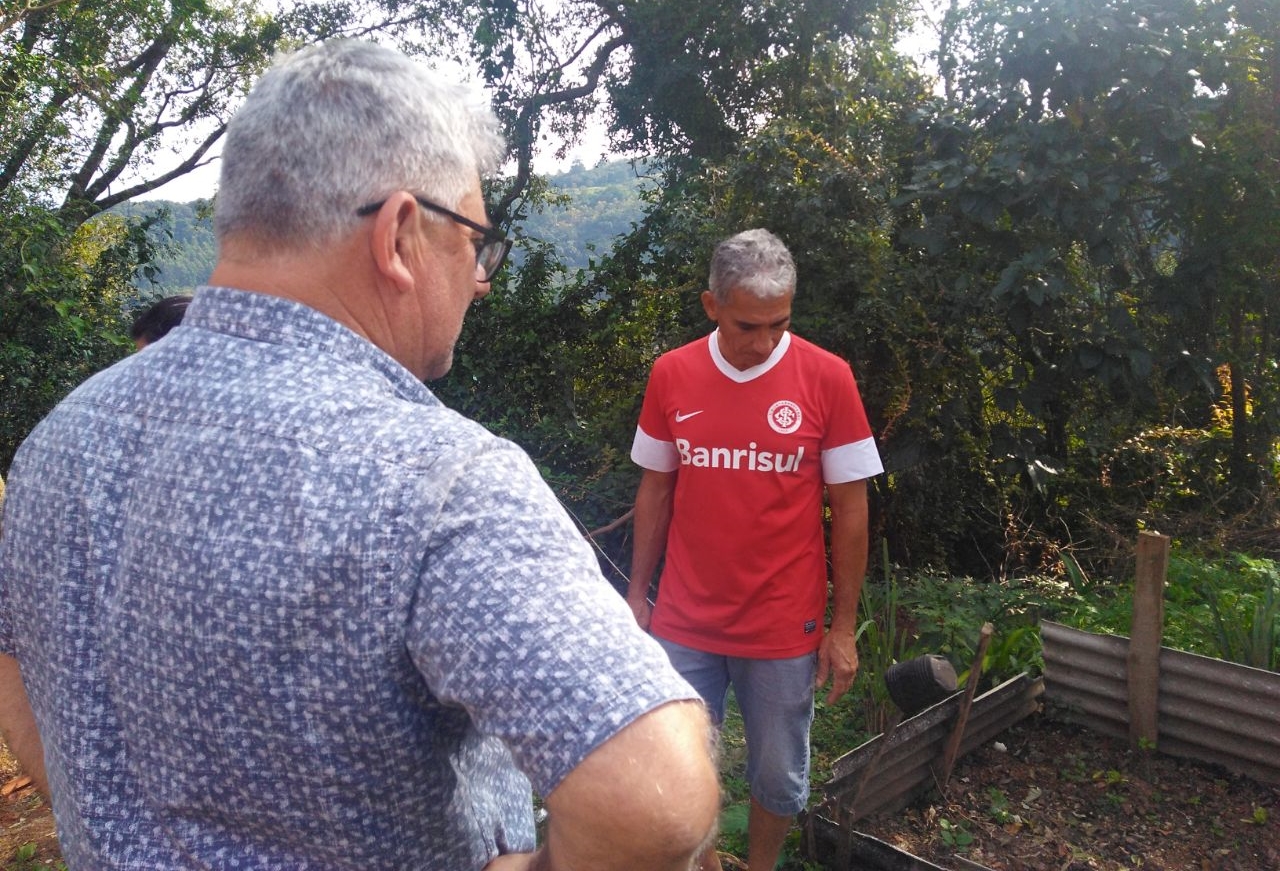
left=1128, top=531, right=1169, bottom=750
left=939, top=622, right=993, bottom=792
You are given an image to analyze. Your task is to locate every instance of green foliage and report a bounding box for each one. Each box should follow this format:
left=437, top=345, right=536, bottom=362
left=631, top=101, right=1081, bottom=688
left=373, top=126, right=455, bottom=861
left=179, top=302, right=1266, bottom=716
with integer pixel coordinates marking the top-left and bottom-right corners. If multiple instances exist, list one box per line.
left=602, top=0, right=897, bottom=160
left=4, top=843, right=65, bottom=871
left=884, top=0, right=1280, bottom=574
left=937, top=817, right=973, bottom=850
left=511, top=160, right=651, bottom=272
left=985, top=787, right=1021, bottom=826
left=897, top=571, right=1067, bottom=684
left=716, top=802, right=750, bottom=861
left=114, top=200, right=217, bottom=293
left=1063, top=549, right=1280, bottom=670
left=852, top=540, right=923, bottom=731
left=1184, top=553, right=1279, bottom=670
left=0, top=205, right=148, bottom=471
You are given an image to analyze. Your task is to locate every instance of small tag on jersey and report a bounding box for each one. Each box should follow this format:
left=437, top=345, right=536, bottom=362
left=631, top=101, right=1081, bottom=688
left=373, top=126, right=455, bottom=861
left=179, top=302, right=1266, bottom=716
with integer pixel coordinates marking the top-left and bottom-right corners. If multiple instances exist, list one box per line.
left=804, top=620, right=818, bottom=635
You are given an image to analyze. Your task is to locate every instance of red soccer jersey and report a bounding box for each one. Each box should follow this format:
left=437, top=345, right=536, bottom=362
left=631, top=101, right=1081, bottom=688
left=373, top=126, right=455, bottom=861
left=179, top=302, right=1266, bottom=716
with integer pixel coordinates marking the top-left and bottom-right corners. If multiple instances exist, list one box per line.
left=631, top=331, right=883, bottom=658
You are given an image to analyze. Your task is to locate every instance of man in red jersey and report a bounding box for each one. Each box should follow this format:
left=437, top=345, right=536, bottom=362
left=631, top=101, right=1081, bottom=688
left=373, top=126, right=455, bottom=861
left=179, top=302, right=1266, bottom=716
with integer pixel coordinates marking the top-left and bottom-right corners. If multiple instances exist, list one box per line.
left=628, top=228, right=883, bottom=871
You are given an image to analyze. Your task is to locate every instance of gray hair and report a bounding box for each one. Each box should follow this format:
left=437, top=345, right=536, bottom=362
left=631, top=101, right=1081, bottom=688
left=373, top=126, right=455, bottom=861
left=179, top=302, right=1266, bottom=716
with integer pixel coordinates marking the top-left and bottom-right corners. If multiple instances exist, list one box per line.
left=707, top=229, right=796, bottom=302
left=215, top=39, right=505, bottom=249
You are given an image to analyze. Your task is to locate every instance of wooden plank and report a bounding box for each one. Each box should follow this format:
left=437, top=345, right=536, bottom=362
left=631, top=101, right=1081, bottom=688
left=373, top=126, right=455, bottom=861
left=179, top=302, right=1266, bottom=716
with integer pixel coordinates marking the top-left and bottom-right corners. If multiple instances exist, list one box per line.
left=1128, top=531, right=1169, bottom=750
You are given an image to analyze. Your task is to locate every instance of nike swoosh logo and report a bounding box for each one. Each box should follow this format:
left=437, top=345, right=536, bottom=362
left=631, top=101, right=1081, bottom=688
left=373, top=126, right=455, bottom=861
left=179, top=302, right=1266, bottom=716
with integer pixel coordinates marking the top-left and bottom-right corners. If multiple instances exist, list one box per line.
left=674, top=410, right=703, bottom=423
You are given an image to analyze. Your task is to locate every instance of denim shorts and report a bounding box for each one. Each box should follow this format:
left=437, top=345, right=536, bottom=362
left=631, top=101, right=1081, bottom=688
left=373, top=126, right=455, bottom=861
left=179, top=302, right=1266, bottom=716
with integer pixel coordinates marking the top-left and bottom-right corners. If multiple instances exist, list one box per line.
left=656, top=637, right=817, bottom=816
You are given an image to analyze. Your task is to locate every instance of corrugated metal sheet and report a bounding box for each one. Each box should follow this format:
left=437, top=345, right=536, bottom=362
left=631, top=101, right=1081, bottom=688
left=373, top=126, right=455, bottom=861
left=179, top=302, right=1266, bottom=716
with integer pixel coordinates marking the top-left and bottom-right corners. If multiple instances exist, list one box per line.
left=813, top=673, right=1044, bottom=825
left=1041, top=620, right=1280, bottom=785
left=802, top=817, right=957, bottom=871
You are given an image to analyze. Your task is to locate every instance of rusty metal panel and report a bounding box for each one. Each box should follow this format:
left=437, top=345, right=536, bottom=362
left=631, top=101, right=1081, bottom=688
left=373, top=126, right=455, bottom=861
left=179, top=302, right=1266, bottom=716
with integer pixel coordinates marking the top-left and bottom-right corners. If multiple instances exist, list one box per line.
left=801, top=814, right=959, bottom=870
left=817, top=673, right=1044, bottom=824
left=1040, top=620, right=1280, bottom=785
left=1041, top=621, right=1129, bottom=740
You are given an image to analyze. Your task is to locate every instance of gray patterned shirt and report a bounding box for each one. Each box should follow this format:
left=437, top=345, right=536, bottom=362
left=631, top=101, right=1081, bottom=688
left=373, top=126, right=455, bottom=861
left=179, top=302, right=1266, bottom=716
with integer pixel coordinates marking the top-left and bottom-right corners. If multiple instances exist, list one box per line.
left=0, top=286, right=698, bottom=870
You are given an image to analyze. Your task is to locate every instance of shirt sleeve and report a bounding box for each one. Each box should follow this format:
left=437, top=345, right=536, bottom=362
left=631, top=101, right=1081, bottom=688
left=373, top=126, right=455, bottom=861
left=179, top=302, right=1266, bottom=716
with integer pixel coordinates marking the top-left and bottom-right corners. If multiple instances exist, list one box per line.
left=0, top=573, right=12, bottom=657
left=630, top=360, right=680, bottom=472
left=631, top=426, right=679, bottom=472
left=820, top=361, right=884, bottom=484
left=406, top=438, right=699, bottom=798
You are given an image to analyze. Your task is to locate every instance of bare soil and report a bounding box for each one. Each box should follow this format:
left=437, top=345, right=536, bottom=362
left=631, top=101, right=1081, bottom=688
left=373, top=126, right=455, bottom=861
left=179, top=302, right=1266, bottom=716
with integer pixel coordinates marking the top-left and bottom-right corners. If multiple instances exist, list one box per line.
left=855, top=712, right=1280, bottom=871
left=1, top=742, right=59, bottom=869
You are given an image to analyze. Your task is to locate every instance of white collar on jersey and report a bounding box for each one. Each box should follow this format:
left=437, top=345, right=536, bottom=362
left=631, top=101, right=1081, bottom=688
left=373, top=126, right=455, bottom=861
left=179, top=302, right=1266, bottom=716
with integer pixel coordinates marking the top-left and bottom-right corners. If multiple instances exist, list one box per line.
left=707, top=330, right=792, bottom=383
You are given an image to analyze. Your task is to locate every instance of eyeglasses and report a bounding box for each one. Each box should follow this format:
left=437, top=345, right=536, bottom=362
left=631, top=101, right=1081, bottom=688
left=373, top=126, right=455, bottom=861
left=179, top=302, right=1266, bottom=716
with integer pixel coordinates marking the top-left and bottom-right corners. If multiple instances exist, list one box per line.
left=356, top=194, right=512, bottom=282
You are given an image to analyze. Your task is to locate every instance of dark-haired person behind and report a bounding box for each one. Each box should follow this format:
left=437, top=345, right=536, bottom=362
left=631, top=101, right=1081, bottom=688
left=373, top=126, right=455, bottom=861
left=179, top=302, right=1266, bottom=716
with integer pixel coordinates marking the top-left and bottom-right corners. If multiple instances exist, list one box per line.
left=129, top=294, right=192, bottom=349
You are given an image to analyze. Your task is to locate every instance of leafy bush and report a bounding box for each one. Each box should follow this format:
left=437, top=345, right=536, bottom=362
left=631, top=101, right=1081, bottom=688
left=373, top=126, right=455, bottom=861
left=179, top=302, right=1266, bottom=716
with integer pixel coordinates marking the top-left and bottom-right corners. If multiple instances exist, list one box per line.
left=892, top=569, right=1072, bottom=686
left=1062, top=549, right=1280, bottom=670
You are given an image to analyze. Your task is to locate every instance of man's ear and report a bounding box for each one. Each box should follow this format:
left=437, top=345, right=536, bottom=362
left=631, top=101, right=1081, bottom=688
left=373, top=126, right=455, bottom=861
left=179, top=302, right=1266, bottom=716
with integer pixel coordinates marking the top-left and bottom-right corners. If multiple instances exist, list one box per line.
left=700, top=290, right=718, bottom=322
left=368, top=193, right=420, bottom=293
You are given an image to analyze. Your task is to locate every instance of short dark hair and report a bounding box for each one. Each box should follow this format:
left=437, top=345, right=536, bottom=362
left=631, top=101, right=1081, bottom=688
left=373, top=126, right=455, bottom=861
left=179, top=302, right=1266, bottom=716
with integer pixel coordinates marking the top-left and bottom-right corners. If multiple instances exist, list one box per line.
left=130, top=295, right=192, bottom=346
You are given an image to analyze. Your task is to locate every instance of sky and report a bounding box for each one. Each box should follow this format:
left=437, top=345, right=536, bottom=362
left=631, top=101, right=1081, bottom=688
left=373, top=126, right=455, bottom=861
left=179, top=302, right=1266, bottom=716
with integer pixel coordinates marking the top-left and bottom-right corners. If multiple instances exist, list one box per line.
left=135, top=6, right=941, bottom=203
left=134, top=99, right=614, bottom=202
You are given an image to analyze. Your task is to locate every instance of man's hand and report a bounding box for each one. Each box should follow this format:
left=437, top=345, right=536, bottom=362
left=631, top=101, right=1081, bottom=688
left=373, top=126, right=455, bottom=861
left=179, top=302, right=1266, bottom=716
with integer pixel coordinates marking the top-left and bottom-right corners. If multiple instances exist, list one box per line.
left=627, top=595, right=653, bottom=631
left=816, top=628, right=859, bottom=705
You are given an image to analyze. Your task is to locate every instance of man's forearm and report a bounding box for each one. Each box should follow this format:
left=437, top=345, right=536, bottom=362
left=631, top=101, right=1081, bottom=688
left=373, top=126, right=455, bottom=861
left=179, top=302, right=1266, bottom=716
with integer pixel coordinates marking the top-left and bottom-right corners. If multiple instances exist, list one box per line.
left=829, top=521, right=867, bottom=625
left=540, top=700, right=720, bottom=871
left=817, top=480, right=871, bottom=703
left=826, top=480, right=870, bottom=633
left=628, top=471, right=675, bottom=603
left=0, top=654, right=49, bottom=797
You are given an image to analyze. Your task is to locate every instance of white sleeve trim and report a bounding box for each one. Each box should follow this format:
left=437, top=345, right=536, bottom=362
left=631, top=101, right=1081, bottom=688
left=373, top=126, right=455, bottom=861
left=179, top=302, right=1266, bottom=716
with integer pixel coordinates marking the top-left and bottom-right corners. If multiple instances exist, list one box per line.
left=822, top=437, right=884, bottom=484
left=630, top=426, right=680, bottom=472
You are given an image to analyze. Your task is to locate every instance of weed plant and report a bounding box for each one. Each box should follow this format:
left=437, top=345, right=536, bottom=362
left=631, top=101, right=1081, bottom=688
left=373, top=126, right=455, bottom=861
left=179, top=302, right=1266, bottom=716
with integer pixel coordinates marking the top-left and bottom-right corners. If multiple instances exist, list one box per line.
left=4, top=844, right=64, bottom=871
left=1063, top=549, right=1280, bottom=669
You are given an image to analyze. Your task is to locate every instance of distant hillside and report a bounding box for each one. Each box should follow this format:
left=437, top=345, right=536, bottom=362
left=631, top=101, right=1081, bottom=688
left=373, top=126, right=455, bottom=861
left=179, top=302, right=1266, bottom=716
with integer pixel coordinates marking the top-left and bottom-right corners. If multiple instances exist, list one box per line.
left=515, top=159, right=655, bottom=268
left=116, top=199, right=216, bottom=295
left=120, top=160, right=651, bottom=294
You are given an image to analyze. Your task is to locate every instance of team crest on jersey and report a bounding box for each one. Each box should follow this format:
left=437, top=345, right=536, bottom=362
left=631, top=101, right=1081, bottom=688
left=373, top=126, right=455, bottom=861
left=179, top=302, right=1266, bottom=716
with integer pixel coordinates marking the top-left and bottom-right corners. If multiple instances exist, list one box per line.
left=767, top=400, right=802, bottom=434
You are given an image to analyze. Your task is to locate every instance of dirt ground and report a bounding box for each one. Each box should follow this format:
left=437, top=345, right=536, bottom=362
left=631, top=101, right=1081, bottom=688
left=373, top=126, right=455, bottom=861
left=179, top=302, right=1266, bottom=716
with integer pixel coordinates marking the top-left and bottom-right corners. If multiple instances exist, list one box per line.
left=6, top=712, right=1280, bottom=870
left=855, top=711, right=1280, bottom=871
left=1, top=742, right=59, bottom=869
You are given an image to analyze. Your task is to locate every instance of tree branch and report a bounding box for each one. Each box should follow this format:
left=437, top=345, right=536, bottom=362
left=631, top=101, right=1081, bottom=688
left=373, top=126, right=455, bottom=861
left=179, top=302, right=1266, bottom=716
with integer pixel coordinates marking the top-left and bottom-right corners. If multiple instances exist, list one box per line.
left=495, top=32, right=627, bottom=223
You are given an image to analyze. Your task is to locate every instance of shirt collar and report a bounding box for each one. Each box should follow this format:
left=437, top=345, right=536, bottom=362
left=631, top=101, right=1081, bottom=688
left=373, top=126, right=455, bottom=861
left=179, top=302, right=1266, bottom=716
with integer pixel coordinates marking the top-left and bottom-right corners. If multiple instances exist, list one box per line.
left=186, top=285, right=437, bottom=405
left=706, top=329, right=791, bottom=383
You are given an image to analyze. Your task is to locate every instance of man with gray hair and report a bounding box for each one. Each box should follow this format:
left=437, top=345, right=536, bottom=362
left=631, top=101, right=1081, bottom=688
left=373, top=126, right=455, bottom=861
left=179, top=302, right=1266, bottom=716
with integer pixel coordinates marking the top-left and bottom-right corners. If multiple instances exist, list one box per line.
left=628, top=228, right=883, bottom=870
left=0, top=39, right=717, bottom=871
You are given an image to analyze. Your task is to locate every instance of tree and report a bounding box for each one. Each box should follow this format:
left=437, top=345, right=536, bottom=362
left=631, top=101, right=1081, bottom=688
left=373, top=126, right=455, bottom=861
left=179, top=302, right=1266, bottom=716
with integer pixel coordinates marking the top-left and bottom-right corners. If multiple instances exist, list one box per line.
left=1, top=0, right=279, bottom=220
left=895, top=0, right=1279, bottom=566
left=480, top=0, right=903, bottom=221
left=0, top=0, right=481, bottom=470
left=0, top=206, right=154, bottom=469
